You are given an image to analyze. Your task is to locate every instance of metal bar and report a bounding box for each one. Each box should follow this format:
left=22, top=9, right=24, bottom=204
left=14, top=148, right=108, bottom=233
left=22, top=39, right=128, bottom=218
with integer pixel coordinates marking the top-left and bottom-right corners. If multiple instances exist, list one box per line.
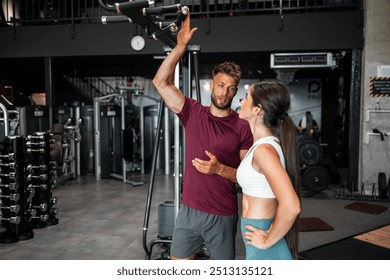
left=164, top=106, right=170, bottom=175
left=44, top=57, right=54, bottom=125
left=75, top=105, right=81, bottom=176
left=121, top=91, right=126, bottom=183
left=348, top=48, right=362, bottom=191
left=142, top=98, right=165, bottom=257
left=173, top=62, right=180, bottom=222
left=0, top=103, right=9, bottom=137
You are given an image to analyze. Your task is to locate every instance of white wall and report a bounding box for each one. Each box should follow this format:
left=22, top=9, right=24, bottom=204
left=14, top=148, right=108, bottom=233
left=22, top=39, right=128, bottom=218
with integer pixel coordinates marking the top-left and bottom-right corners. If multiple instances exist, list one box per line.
left=360, top=0, right=390, bottom=192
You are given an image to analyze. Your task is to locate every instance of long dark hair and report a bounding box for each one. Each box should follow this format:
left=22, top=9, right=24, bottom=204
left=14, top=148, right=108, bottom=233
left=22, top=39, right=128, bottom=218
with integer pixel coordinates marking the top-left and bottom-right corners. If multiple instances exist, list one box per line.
left=251, top=80, right=301, bottom=259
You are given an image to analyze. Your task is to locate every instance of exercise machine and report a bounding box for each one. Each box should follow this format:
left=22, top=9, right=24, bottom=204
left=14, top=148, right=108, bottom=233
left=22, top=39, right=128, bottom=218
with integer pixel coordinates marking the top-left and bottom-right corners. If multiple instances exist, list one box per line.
left=99, top=0, right=206, bottom=259
left=93, top=88, right=143, bottom=186
left=97, top=0, right=202, bottom=259
left=129, top=87, right=162, bottom=175
left=51, top=103, right=82, bottom=185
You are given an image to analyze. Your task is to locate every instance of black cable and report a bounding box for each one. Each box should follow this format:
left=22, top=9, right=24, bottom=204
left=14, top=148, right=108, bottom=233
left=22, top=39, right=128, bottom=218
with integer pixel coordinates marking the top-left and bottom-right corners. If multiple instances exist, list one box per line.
left=142, top=99, right=165, bottom=258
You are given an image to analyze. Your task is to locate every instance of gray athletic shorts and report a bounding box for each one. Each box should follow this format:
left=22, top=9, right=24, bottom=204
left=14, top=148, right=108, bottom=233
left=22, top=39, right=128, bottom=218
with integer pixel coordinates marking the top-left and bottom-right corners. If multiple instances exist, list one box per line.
left=170, top=204, right=238, bottom=260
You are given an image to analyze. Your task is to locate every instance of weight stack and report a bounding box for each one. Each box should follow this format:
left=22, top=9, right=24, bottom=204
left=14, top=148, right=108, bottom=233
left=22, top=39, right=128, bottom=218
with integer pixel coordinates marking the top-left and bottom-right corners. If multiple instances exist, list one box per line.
left=157, top=201, right=175, bottom=239
left=25, top=132, right=58, bottom=229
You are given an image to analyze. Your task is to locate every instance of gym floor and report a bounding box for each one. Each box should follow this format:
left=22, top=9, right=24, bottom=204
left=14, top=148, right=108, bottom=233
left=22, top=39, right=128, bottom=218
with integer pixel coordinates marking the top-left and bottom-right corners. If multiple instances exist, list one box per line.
left=1, top=170, right=390, bottom=260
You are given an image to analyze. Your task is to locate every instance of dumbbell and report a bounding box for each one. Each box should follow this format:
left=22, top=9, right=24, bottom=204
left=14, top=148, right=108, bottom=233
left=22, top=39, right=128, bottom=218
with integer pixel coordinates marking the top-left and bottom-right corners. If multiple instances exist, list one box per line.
left=0, top=172, right=18, bottom=180
left=0, top=216, right=21, bottom=224
left=0, top=153, right=16, bottom=160
left=31, top=214, right=49, bottom=222
left=28, top=183, right=48, bottom=190
left=27, top=135, right=45, bottom=140
left=27, top=148, right=46, bottom=153
left=27, top=173, right=48, bottom=181
left=1, top=205, right=20, bottom=213
left=0, top=193, right=20, bottom=202
left=0, top=162, right=17, bottom=169
left=31, top=203, right=47, bottom=212
left=26, top=164, right=47, bottom=171
left=26, top=141, right=46, bottom=148
left=0, top=183, right=19, bottom=191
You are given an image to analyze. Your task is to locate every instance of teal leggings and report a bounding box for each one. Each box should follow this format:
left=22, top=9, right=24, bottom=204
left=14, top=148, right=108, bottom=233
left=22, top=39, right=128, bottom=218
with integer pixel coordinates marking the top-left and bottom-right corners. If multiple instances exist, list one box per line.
left=241, top=218, right=293, bottom=260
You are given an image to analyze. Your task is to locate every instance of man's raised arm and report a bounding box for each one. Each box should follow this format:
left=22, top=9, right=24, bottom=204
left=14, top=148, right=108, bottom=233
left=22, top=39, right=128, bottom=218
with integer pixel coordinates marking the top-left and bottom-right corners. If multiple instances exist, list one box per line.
left=152, top=14, right=198, bottom=114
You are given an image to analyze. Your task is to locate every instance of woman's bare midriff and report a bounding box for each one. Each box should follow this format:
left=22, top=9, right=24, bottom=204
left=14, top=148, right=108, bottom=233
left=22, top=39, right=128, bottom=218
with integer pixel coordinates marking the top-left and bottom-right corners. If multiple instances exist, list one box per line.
left=241, top=193, right=278, bottom=219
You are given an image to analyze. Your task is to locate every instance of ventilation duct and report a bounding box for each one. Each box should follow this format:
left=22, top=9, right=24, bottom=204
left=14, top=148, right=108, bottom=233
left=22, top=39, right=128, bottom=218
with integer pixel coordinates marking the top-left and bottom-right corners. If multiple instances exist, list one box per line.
left=270, top=53, right=336, bottom=69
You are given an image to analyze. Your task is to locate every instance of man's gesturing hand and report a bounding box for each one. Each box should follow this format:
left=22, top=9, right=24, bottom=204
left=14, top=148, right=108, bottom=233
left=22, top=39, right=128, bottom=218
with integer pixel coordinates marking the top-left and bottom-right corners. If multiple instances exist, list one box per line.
left=192, top=150, right=220, bottom=175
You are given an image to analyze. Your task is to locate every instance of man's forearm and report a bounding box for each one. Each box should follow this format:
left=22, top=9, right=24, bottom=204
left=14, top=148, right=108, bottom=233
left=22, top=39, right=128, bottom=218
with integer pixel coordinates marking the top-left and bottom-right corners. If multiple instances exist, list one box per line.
left=216, top=164, right=237, bottom=183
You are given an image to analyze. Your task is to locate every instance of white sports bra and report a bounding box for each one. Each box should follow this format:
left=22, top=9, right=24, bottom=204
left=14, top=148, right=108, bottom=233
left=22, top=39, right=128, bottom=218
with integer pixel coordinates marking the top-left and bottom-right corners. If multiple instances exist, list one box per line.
left=236, top=136, right=285, bottom=198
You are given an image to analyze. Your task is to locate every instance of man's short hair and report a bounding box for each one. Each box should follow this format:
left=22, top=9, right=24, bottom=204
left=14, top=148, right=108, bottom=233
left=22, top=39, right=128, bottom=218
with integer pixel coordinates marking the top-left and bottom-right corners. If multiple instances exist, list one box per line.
left=212, top=61, right=241, bottom=84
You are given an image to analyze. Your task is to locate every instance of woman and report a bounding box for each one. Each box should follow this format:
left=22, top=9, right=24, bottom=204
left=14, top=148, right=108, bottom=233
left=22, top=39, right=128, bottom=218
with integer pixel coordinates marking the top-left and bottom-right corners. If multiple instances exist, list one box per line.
left=236, top=80, right=301, bottom=260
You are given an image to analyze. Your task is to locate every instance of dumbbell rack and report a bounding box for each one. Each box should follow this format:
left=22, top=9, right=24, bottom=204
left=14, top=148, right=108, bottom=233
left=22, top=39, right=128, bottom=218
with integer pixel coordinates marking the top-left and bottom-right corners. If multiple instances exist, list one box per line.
left=26, top=132, right=58, bottom=229
left=0, top=136, right=34, bottom=243
left=0, top=131, right=59, bottom=244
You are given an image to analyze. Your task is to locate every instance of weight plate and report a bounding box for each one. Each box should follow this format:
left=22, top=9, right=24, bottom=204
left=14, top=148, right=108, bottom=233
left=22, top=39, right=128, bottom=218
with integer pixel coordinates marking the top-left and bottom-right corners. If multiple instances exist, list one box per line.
left=302, top=165, right=330, bottom=193
left=299, top=139, right=322, bottom=166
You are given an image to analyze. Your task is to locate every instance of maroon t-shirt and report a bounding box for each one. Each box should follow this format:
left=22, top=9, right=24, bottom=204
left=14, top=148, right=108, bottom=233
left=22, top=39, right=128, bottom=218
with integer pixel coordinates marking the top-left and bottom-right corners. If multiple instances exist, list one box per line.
left=177, top=97, right=253, bottom=215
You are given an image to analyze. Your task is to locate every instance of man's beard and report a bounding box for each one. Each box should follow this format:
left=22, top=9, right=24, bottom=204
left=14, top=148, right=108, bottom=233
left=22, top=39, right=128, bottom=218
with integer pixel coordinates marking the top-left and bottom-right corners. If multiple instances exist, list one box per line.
left=211, top=92, right=233, bottom=110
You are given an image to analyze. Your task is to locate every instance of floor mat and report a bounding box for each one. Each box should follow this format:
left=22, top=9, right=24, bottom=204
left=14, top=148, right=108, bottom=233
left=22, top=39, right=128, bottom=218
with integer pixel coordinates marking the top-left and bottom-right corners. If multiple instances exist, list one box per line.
left=299, top=224, right=390, bottom=260
left=344, top=202, right=388, bottom=214
left=299, top=217, right=334, bottom=232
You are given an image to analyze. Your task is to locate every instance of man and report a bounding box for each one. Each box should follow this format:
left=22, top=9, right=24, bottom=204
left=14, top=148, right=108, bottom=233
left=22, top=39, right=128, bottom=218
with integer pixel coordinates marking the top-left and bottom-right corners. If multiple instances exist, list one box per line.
left=153, top=14, right=253, bottom=260
left=298, top=111, right=318, bottom=136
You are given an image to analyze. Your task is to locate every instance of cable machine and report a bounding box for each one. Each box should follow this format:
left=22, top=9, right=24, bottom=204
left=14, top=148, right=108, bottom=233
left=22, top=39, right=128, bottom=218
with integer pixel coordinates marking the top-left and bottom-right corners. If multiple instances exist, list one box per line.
left=94, top=89, right=143, bottom=186
left=143, top=45, right=201, bottom=259
left=97, top=0, right=200, bottom=259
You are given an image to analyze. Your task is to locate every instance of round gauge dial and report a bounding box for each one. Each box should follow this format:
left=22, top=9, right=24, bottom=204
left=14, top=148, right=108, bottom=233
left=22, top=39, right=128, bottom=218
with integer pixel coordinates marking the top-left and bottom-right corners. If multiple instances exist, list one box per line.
left=131, top=35, right=145, bottom=51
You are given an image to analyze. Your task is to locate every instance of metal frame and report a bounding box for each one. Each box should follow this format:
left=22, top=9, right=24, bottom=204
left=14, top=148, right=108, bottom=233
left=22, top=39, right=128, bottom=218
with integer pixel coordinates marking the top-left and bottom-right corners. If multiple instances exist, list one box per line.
left=0, top=103, right=9, bottom=137
left=142, top=46, right=201, bottom=259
